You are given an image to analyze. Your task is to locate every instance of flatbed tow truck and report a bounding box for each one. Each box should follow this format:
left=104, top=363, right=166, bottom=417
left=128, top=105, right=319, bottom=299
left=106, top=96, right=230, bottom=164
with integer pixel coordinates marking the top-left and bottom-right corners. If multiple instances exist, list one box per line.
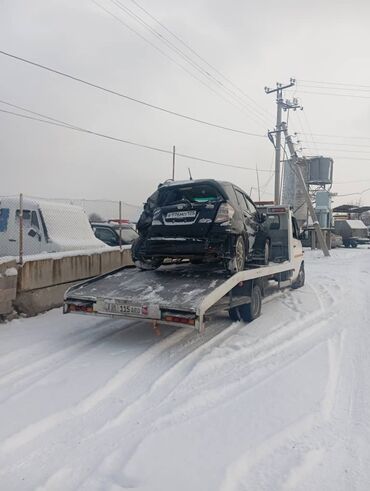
left=64, top=206, right=305, bottom=332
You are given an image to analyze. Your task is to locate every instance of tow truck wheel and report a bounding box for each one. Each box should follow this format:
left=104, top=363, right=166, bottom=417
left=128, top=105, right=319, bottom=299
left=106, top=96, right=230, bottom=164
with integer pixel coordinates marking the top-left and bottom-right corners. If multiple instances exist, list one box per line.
left=351, top=241, right=358, bottom=248
left=228, top=307, right=241, bottom=322
left=292, top=263, right=305, bottom=289
left=228, top=285, right=262, bottom=322
left=238, top=285, right=262, bottom=322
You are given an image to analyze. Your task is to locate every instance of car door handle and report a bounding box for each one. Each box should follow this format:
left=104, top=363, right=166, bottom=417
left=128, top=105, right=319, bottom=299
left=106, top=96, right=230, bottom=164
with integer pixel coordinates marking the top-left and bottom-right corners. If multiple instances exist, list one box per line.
left=9, top=239, right=16, bottom=242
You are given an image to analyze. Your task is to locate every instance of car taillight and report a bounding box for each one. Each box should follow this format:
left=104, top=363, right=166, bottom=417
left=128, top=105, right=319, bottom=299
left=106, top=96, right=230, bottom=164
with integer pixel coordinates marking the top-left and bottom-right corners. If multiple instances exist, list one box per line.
left=214, top=203, right=235, bottom=224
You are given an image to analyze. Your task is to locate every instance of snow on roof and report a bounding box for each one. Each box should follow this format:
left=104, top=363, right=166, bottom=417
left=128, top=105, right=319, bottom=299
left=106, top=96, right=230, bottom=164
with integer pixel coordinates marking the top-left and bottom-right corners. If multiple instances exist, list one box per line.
left=40, top=201, right=106, bottom=250
left=0, top=196, right=106, bottom=251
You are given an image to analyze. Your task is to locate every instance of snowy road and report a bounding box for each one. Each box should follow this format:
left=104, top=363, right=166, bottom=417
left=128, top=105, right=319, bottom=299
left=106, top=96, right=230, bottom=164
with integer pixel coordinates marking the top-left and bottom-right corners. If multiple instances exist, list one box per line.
left=0, top=249, right=370, bottom=490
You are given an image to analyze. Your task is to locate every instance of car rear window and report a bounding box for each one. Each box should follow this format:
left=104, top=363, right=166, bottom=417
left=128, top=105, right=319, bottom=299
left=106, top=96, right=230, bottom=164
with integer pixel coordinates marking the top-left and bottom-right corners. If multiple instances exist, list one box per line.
left=159, top=184, right=223, bottom=206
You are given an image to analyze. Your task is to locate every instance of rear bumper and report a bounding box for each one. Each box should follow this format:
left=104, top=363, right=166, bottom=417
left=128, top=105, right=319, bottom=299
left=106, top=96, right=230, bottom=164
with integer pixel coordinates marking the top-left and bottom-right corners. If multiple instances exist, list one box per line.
left=141, top=235, right=230, bottom=258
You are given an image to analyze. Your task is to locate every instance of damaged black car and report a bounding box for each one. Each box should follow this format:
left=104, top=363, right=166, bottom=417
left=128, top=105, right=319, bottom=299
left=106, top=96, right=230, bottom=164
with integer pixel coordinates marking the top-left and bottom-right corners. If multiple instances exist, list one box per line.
left=132, top=179, right=270, bottom=274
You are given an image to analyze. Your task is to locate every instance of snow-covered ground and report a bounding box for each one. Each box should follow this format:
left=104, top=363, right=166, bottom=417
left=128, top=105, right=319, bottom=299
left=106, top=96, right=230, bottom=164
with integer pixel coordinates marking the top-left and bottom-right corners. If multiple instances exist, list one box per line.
left=0, top=248, right=369, bottom=491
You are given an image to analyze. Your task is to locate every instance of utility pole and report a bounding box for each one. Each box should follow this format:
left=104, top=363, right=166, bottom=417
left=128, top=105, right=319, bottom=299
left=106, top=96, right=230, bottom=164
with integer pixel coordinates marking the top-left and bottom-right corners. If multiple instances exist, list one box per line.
left=265, top=79, right=296, bottom=204
left=256, top=165, right=261, bottom=202
left=281, top=122, right=330, bottom=257
left=172, top=145, right=176, bottom=180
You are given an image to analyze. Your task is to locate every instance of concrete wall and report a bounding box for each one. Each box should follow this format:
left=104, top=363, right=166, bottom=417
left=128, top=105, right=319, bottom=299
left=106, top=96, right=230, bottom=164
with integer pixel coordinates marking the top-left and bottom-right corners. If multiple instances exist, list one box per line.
left=7, top=248, right=133, bottom=317
left=0, top=259, right=18, bottom=319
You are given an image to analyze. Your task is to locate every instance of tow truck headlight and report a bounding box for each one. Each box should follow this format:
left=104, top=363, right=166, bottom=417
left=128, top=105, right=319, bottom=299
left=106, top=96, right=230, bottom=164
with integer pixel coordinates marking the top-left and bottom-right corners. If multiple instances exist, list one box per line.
left=214, top=203, right=235, bottom=224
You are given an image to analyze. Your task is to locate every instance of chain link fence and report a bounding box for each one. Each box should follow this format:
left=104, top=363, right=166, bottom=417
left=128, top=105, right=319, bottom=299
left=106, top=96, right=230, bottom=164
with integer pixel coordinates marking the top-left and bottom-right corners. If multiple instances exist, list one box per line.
left=0, top=194, right=142, bottom=263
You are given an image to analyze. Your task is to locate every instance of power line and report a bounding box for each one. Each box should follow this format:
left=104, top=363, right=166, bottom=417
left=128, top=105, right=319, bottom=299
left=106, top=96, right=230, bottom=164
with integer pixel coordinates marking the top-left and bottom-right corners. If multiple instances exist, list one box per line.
left=0, top=105, right=274, bottom=173
left=294, top=89, right=370, bottom=100
left=298, top=140, right=370, bottom=149
left=0, top=49, right=265, bottom=138
left=303, top=146, right=370, bottom=154
left=107, top=0, right=270, bottom=126
left=0, top=99, right=80, bottom=129
left=298, top=78, right=370, bottom=90
left=336, top=188, right=370, bottom=197
left=92, top=0, right=269, bottom=128
left=128, top=0, right=273, bottom=122
left=296, top=132, right=370, bottom=142
left=89, top=0, right=248, bottom=116
left=298, top=84, right=370, bottom=93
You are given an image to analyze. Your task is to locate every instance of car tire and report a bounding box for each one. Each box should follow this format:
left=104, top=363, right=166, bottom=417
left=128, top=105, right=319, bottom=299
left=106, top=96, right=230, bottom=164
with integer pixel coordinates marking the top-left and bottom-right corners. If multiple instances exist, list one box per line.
left=239, top=285, right=262, bottom=322
left=291, top=263, right=305, bottom=289
left=262, top=240, right=270, bottom=265
left=227, top=236, right=246, bottom=274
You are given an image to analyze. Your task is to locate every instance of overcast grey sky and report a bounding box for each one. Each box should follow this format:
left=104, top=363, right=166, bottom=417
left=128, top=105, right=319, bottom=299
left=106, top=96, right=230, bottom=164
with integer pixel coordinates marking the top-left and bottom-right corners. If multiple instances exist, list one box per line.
left=1, top=0, right=370, bottom=208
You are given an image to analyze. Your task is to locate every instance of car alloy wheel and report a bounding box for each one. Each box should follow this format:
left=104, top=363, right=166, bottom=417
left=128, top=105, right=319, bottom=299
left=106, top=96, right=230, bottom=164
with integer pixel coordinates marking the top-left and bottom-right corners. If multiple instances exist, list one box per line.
left=263, top=240, right=270, bottom=265
left=227, top=236, right=246, bottom=274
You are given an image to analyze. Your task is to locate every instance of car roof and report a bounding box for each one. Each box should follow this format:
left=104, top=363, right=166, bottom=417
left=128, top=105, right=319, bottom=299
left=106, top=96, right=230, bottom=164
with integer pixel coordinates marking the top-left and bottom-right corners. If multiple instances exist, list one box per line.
left=160, top=178, right=232, bottom=189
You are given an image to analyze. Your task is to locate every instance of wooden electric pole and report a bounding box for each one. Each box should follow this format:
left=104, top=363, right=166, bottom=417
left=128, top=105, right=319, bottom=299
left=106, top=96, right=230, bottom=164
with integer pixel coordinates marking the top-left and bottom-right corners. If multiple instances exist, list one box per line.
left=281, top=122, right=330, bottom=257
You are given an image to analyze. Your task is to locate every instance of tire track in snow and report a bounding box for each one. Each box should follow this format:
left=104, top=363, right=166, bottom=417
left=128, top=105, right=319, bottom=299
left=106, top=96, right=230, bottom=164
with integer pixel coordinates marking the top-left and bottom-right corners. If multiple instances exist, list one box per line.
left=0, top=326, right=191, bottom=454
left=0, top=320, right=120, bottom=385
left=94, top=318, right=243, bottom=435
left=165, top=280, right=340, bottom=400
left=81, top=283, right=346, bottom=488
left=219, top=329, right=346, bottom=491
left=0, top=320, right=143, bottom=405
left=0, top=267, right=349, bottom=488
left=30, top=320, right=237, bottom=491
left=0, top=321, right=235, bottom=489
left=0, top=320, right=141, bottom=404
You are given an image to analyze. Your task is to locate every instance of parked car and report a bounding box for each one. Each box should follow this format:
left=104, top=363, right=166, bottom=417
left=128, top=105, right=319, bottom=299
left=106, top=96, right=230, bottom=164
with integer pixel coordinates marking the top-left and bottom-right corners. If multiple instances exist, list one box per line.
left=0, top=197, right=106, bottom=257
left=132, top=179, right=270, bottom=273
left=91, top=222, right=138, bottom=247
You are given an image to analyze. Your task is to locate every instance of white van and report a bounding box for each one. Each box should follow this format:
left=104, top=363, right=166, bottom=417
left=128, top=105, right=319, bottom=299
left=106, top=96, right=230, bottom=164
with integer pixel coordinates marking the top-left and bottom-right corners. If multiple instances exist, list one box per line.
left=0, top=197, right=107, bottom=257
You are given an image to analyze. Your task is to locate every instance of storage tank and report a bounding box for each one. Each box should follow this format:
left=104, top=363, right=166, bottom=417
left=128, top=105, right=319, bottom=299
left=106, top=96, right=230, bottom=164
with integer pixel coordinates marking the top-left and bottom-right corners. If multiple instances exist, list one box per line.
left=315, top=190, right=331, bottom=228
left=281, top=159, right=308, bottom=226
left=307, top=157, right=333, bottom=185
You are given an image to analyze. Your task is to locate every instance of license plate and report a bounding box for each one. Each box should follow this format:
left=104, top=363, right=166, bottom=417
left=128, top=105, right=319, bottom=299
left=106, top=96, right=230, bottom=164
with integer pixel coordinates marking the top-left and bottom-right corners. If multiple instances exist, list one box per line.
left=166, top=211, right=196, bottom=219
left=96, top=299, right=147, bottom=316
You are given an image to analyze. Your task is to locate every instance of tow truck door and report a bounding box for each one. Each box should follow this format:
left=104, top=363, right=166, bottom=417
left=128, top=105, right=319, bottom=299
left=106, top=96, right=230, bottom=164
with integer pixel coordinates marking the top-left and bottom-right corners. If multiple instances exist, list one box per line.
left=291, top=216, right=303, bottom=278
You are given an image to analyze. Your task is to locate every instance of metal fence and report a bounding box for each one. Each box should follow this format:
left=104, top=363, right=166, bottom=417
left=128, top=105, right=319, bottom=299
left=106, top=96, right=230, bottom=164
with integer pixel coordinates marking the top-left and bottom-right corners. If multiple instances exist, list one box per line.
left=0, top=194, right=142, bottom=263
